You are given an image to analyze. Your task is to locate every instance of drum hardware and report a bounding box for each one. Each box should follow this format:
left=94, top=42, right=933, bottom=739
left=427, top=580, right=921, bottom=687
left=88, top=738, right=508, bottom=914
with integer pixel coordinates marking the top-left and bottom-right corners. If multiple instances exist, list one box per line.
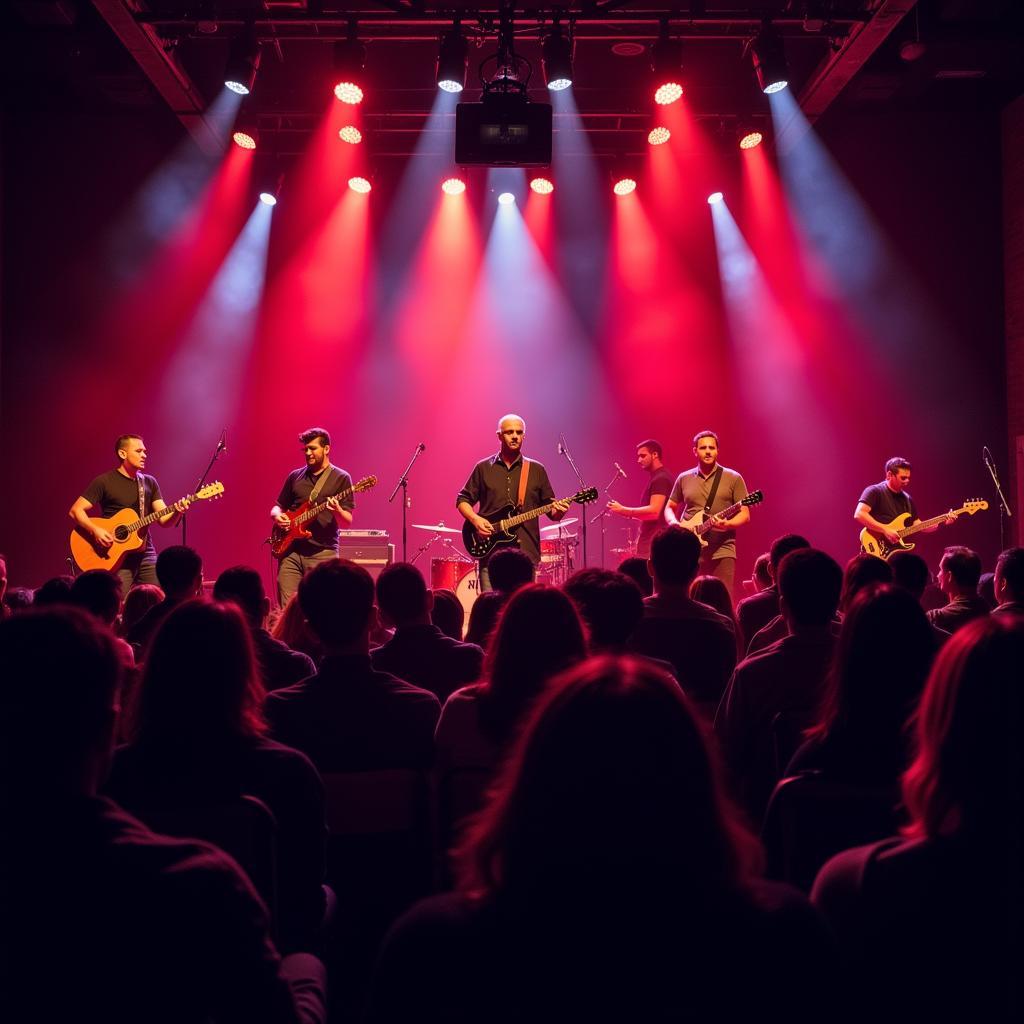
left=410, top=521, right=473, bottom=566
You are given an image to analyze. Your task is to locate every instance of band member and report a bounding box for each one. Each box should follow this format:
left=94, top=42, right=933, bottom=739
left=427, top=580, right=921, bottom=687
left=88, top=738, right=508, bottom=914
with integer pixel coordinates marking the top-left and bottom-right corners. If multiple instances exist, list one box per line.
left=606, top=439, right=673, bottom=559
left=271, top=427, right=354, bottom=606
left=664, top=430, right=749, bottom=592
left=457, top=414, right=570, bottom=591
left=69, top=434, right=189, bottom=596
left=854, top=457, right=953, bottom=546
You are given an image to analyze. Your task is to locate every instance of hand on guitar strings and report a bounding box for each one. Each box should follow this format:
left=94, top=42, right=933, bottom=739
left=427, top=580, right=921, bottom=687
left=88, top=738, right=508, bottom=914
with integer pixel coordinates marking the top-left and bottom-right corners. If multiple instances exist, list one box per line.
left=472, top=515, right=495, bottom=538
left=173, top=498, right=191, bottom=516
left=943, top=509, right=957, bottom=526
left=551, top=498, right=572, bottom=515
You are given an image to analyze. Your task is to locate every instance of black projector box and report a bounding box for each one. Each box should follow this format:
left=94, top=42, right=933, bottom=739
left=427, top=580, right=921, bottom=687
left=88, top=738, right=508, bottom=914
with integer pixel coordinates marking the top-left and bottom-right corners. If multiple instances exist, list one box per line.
left=455, top=98, right=552, bottom=166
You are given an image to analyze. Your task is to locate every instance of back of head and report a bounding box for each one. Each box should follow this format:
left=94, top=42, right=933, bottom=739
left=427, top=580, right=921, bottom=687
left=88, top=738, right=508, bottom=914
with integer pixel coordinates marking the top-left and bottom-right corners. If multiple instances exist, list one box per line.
left=903, top=616, right=1024, bottom=839
left=69, top=570, right=122, bottom=626
left=155, top=545, right=203, bottom=599
left=298, top=557, right=374, bottom=649
left=888, top=550, right=931, bottom=600
left=841, top=553, right=893, bottom=611
left=487, top=548, right=535, bottom=594
left=132, top=600, right=264, bottom=745
left=458, top=655, right=759, bottom=898
left=649, top=527, right=702, bottom=587
left=271, top=592, right=322, bottom=659
left=616, top=557, right=653, bottom=597
left=34, top=575, right=74, bottom=607
left=941, top=545, right=982, bottom=592
left=778, top=548, right=842, bottom=628
left=769, top=534, right=811, bottom=578
left=752, top=553, right=772, bottom=591
left=689, top=575, right=734, bottom=619
left=4, top=587, right=34, bottom=614
left=995, top=547, right=1024, bottom=603
left=213, top=565, right=266, bottom=626
left=563, top=569, right=644, bottom=649
left=431, top=588, right=465, bottom=640
left=0, top=607, right=121, bottom=792
left=465, top=591, right=506, bottom=649
left=121, top=584, right=164, bottom=633
left=376, top=562, right=429, bottom=627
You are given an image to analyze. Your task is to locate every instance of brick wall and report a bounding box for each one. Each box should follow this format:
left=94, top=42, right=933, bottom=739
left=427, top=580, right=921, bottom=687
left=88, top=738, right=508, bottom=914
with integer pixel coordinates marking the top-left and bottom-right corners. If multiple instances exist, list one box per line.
left=1003, top=95, right=1024, bottom=544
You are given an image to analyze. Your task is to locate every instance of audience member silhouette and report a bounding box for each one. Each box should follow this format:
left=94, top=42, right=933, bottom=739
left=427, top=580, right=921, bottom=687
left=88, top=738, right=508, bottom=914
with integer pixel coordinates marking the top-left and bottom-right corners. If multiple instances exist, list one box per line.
left=563, top=568, right=645, bottom=652
left=690, top=574, right=742, bottom=653
left=265, top=559, right=440, bottom=773
left=978, top=571, right=996, bottom=610
left=0, top=607, right=323, bottom=1023
left=430, top=587, right=465, bottom=641
left=69, top=568, right=136, bottom=670
left=4, top=585, right=33, bottom=614
left=270, top=592, right=322, bottom=663
left=751, top=551, right=773, bottom=591
left=616, top=555, right=653, bottom=597
left=33, top=574, right=74, bottom=607
left=486, top=547, right=536, bottom=595
left=839, top=553, right=893, bottom=613
left=126, top=544, right=203, bottom=655
left=367, top=656, right=838, bottom=1023
left=463, top=590, right=506, bottom=649
left=813, top=615, right=1024, bottom=1021
left=214, top=566, right=315, bottom=692
left=992, top=546, right=1024, bottom=618
left=119, top=581, right=164, bottom=636
left=928, top=545, right=989, bottom=635
left=736, top=534, right=810, bottom=651
left=371, top=563, right=483, bottom=703
left=106, top=600, right=327, bottom=953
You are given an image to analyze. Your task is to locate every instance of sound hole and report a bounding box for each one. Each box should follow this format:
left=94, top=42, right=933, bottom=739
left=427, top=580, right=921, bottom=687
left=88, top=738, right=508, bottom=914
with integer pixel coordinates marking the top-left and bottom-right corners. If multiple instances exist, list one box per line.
left=114, top=526, right=131, bottom=542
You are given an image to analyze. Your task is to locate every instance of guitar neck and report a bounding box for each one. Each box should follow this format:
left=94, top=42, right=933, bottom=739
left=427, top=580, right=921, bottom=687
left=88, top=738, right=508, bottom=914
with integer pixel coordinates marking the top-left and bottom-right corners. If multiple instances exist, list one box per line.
left=695, top=500, right=743, bottom=535
left=296, top=486, right=354, bottom=525
left=899, top=508, right=962, bottom=538
left=126, top=493, right=194, bottom=534
left=501, top=497, right=571, bottom=532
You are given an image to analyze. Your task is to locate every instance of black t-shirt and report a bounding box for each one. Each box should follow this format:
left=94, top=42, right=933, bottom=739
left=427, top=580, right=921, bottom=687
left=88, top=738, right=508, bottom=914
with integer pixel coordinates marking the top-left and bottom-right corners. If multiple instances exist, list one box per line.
left=858, top=481, right=919, bottom=528
left=82, top=469, right=163, bottom=541
left=636, top=467, right=673, bottom=558
left=277, top=465, right=355, bottom=553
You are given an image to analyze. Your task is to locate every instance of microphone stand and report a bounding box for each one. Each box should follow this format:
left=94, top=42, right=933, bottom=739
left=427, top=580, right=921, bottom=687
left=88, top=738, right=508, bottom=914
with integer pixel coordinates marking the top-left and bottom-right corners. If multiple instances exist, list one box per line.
left=183, top=429, right=227, bottom=549
left=559, top=434, right=589, bottom=566
left=589, top=466, right=625, bottom=569
left=984, top=448, right=1013, bottom=552
left=389, top=443, right=426, bottom=562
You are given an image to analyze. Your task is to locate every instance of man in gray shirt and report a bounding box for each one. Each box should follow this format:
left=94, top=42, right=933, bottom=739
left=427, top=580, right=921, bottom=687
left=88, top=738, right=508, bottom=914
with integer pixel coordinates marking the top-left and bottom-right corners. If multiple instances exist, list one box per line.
left=665, top=430, right=749, bottom=593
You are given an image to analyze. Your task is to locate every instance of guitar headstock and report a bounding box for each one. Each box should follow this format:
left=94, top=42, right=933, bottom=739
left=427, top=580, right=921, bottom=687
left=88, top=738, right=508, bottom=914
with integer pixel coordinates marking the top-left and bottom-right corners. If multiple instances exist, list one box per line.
left=353, top=475, right=378, bottom=492
left=742, top=489, right=764, bottom=507
left=195, top=481, right=225, bottom=501
left=961, top=499, right=988, bottom=515
left=575, top=487, right=599, bottom=505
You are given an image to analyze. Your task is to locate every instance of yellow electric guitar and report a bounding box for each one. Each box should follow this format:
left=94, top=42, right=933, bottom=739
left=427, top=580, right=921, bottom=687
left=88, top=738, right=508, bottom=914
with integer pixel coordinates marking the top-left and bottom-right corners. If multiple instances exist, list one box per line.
left=70, top=481, right=225, bottom=572
left=859, top=499, right=988, bottom=561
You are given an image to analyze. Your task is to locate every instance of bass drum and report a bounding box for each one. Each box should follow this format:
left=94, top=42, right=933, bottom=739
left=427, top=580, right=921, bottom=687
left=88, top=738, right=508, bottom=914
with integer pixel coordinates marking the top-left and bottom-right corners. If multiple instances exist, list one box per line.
left=454, top=565, right=481, bottom=622
left=431, top=557, right=480, bottom=627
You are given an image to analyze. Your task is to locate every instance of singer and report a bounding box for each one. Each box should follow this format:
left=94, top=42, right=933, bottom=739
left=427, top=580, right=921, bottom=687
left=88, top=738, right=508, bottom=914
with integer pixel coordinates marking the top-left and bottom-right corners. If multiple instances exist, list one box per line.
left=606, top=439, right=674, bottom=559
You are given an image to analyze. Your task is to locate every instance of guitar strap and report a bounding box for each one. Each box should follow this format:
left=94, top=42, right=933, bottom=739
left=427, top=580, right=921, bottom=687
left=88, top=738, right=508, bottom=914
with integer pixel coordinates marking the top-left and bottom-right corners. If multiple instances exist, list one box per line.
left=703, top=467, right=723, bottom=518
left=517, top=458, right=531, bottom=510
left=137, top=475, right=146, bottom=526
left=308, top=465, right=337, bottom=505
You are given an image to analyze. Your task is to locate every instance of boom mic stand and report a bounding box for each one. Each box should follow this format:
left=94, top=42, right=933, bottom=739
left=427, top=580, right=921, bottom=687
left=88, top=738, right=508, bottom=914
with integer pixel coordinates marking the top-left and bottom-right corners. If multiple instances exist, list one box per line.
left=558, top=433, right=589, bottom=566
left=983, top=446, right=1013, bottom=551
left=589, top=466, right=625, bottom=569
left=183, top=429, right=227, bottom=549
left=389, top=443, right=426, bottom=562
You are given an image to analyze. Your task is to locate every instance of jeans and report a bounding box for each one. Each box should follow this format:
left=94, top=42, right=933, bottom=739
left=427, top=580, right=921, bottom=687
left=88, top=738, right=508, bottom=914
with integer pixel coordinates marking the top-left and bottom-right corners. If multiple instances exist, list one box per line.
left=277, top=548, right=339, bottom=607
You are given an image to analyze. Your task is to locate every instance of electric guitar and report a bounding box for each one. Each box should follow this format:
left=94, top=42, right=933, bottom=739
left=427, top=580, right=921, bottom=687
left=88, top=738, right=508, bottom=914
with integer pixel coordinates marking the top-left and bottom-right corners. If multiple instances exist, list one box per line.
left=463, top=487, right=599, bottom=560
left=70, top=482, right=225, bottom=573
left=678, top=490, right=764, bottom=547
left=859, top=499, right=988, bottom=560
left=271, top=475, right=378, bottom=559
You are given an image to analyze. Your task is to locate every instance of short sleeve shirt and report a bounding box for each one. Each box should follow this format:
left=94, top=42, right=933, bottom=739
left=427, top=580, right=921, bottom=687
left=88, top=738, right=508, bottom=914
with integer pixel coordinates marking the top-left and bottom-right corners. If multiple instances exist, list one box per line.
left=637, top=467, right=674, bottom=558
left=277, top=465, right=355, bottom=553
left=82, top=469, right=163, bottom=540
left=669, top=465, right=748, bottom=559
left=858, top=481, right=919, bottom=528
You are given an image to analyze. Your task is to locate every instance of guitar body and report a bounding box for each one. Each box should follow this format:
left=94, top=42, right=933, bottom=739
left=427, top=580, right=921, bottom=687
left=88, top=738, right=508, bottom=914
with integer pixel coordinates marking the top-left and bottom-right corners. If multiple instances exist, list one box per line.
left=860, top=512, right=915, bottom=561
left=271, top=499, right=316, bottom=559
left=678, top=510, right=710, bottom=548
left=70, top=508, right=147, bottom=573
left=462, top=505, right=519, bottom=560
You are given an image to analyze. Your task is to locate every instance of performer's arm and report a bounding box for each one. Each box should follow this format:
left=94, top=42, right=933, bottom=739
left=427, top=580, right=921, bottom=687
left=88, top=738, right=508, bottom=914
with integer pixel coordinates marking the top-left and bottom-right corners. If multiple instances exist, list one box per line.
left=608, top=492, right=668, bottom=522
left=854, top=501, right=901, bottom=544
left=271, top=503, right=291, bottom=527
left=458, top=499, right=493, bottom=537
left=154, top=497, right=189, bottom=527
left=711, top=505, right=750, bottom=530
left=69, top=496, right=114, bottom=548
left=457, top=467, right=493, bottom=536
left=326, top=496, right=354, bottom=528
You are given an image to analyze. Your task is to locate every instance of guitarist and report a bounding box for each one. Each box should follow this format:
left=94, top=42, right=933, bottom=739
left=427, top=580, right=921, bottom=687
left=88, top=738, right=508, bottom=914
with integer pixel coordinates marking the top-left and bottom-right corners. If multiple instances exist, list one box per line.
left=69, top=434, right=189, bottom=596
left=271, top=427, right=354, bottom=606
left=664, top=430, right=750, bottom=593
left=854, top=456, right=954, bottom=551
left=456, top=414, right=570, bottom=591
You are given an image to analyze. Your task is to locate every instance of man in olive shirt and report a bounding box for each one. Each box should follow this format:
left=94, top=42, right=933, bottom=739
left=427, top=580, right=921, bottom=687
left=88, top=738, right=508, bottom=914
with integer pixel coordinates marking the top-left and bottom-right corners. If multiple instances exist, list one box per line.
left=665, top=430, right=749, bottom=592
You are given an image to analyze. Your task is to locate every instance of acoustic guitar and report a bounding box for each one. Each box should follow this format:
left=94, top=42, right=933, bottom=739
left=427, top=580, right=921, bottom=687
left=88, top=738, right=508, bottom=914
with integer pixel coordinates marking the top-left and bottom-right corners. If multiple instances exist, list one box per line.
left=70, top=481, right=225, bottom=573
left=859, top=499, right=988, bottom=560
left=678, top=490, right=764, bottom=547
left=271, top=475, right=378, bottom=559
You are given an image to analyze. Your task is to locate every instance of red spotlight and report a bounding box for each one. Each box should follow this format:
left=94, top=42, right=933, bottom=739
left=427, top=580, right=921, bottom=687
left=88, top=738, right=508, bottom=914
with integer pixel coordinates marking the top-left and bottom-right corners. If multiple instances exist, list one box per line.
left=613, top=177, right=637, bottom=197
left=348, top=176, right=372, bottom=194
left=333, top=30, right=366, bottom=104
left=647, top=126, right=671, bottom=146
left=530, top=177, right=554, bottom=194
left=654, top=82, right=683, bottom=105
left=338, top=125, right=363, bottom=144
left=232, top=130, right=257, bottom=150
left=739, top=130, right=763, bottom=150
left=334, top=82, right=364, bottom=105
left=441, top=177, right=466, bottom=195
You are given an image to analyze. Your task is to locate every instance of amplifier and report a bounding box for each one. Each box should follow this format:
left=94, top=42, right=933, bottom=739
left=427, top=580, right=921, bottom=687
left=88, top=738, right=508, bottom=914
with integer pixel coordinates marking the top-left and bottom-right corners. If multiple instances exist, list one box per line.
left=338, top=529, right=389, bottom=539
left=338, top=535, right=393, bottom=580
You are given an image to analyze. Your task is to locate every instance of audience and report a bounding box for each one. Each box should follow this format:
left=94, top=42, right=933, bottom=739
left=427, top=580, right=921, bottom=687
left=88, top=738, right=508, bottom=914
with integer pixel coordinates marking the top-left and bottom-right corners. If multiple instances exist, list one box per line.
left=367, top=656, right=838, bottom=1023
left=928, top=545, right=989, bottom=635
left=33, top=574, right=74, bottom=606
left=690, top=574, right=741, bottom=653
left=463, top=590, right=506, bottom=649
left=126, top=544, right=204, bottom=655
left=371, top=563, right=484, bottom=703
left=839, top=553, right=893, bottom=613
left=616, top=555, right=653, bottom=597
left=119, top=581, right=164, bottom=636
left=716, top=548, right=843, bottom=822
left=992, top=546, right=1024, bottom=618
left=887, top=549, right=930, bottom=600
left=486, top=547, right=535, bottom=595
left=214, top=566, right=315, bottom=692
left=978, top=571, right=996, bottom=610
left=735, top=534, right=810, bottom=651
left=430, top=587, right=465, bottom=641
left=4, top=585, right=34, bottom=615
left=563, top=568, right=645, bottom=653
left=751, top=551, right=773, bottom=592
left=270, top=593, right=322, bottom=663
left=0, top=607, right=324, bottom=1023
left=813, top=616, right=1024, bottom=1021
left=265, top=559, right=440, bottom=772
left=69, top=568, right=136, bottom=670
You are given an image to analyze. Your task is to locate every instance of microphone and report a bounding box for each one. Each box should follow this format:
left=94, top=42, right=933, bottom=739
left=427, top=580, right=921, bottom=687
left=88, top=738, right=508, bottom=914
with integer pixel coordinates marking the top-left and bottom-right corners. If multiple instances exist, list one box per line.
left=418, top=442, right=427, bottom=452
left=614, top=462, right=627, bottom=479
left=558, top=435, right=565, bottom=456
left=218, top=429, right=228, bottom=453
left=982, top=445, right=993, bottom=466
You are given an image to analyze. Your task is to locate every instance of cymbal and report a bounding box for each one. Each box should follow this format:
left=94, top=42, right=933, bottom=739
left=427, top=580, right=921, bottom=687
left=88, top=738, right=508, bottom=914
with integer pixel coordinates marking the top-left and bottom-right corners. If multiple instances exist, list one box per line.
left=540, top=518, right=578, bottom=534
left=412, top=522, right=461, bottom=534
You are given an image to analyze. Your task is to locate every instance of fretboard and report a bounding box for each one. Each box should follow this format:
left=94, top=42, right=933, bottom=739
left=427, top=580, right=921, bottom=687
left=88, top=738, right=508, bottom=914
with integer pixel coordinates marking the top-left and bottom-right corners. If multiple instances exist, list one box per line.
left=500, top=498, right=569, bottom=532
left=899, top=509, right=960, bottom=539
left=124, top=494, right=193, bottom=534
left=695, top=500, right=743, bottom=535
left=295, top=486, right=354, bottom=525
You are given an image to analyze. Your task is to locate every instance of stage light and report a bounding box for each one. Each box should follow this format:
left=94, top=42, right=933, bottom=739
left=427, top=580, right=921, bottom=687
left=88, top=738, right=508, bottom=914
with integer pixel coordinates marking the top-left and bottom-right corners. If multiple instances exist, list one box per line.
left=232, top=122, right=258, bottom=150
left=225, top=23, right=261, bottom=96
left=334, top=23, right=366, bottom=104
left=530, top=177, right=554, bottom=194
left=497, top=191, right=516, bottom=205
left=707, top=191, right=724, bottom=205
left=613, top=178, right=637, bottom=197
left=259, top=191, right=278, bottom=207
left=442, top=177, right=466, bottom=195
left=437, top=22, right=468, bottom=93
left=541, top=21, right=573, bottom=91
left=348, top=176, right=372, bottom=194
left=338, top=125, right=362, bottom=144
left=739, top=129, right=763, bottom=150
left=750, top=21, right=789, bottom=94
left=651, top=18, right=683, bottom=105
left=648, top=126, right=671, bottom=146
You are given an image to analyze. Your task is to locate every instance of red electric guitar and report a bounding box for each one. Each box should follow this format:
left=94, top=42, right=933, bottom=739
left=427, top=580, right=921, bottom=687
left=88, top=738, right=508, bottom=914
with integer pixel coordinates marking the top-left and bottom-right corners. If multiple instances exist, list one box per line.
left=270, top=475, right=377, bottom=559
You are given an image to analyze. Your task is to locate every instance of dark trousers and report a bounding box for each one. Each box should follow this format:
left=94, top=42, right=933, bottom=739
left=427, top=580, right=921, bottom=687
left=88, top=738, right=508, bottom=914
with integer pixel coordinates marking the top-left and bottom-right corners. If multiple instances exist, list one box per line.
left=115, top=543, right=158, bottom=599
left=700, top=553, right=736, bottom=594
left=277, top=547, right=338, bottom=607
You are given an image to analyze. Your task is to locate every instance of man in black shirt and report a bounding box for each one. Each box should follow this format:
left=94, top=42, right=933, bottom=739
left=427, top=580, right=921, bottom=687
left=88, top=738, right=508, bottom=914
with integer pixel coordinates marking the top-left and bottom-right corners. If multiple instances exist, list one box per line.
left=271, top=427, right=355, bottom=607
left=606, top=438, right=673, bottom=559
left=456, top=414, right=570, bottom=591
left=855, top=456, right=953, bottom=552
left=69, top=434, right=189, bottom=597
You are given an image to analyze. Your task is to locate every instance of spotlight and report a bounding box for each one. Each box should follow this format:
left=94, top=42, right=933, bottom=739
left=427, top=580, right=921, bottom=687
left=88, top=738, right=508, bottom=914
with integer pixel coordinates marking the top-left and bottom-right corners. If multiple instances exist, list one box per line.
left=541, top=20, right=573, bottom=91
left=750, top=21, right=789, bottom=94
left=613, top=178, right=637, bottom=197
left=707, top=191, right=724, bottom=205
left=530, top=176, right=554, bottom=194
left=338, top=125, right=363, bottom=145
left=442, top=177, right=466, bottom=195
left=739, top=130, right=763, bottom=150
left=348, top=176, right=372, bottom=194
left=259, top=191, right=278, bottom=207
left=497, top=192, right=516, bottom=205
left=648, top=126, right=671, bottom=146
left=232, top=121, right=258, bottom=150
left=225, top=23, right=261, bottom=96
left=254, top=164, right=283, bottom=206
left=651, top=18, right=683, bottom=105
left=334, top=23, right=366, bottom=104
left=437, top=22, right=468, bottom=93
